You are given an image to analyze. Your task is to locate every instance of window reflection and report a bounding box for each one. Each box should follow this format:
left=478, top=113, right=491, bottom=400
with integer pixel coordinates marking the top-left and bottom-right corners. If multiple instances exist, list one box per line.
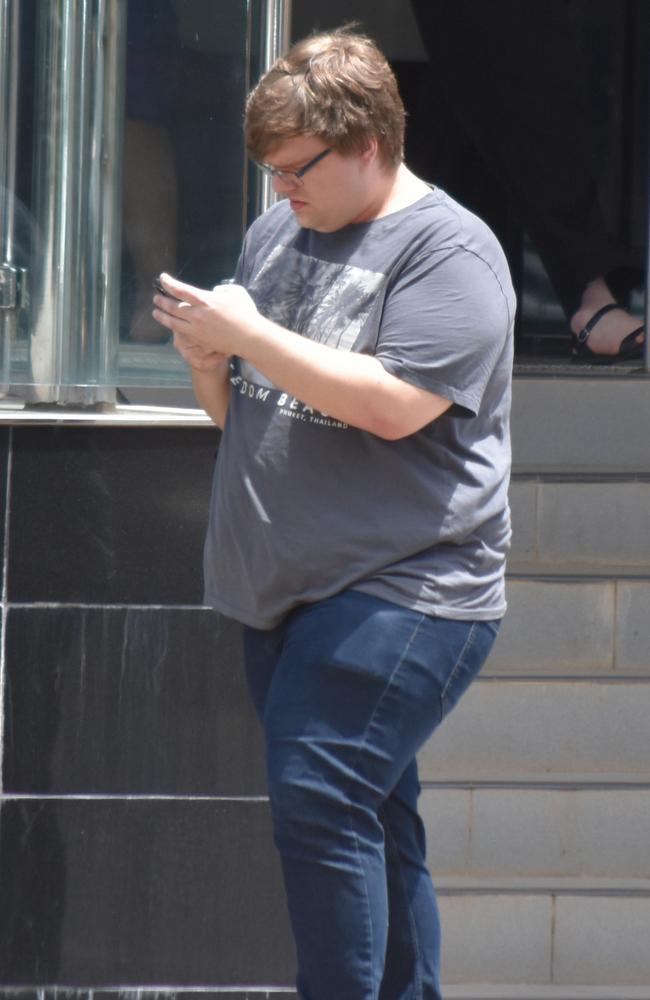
left=118, top=0, right=249, bottom=392
left=121, top=1, right=180, bottom=345
left=2, top=0, right=249, bottom=401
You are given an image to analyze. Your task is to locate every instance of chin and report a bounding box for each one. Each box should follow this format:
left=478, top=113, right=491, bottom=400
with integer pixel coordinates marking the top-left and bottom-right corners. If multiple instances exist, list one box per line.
left=308, top=216, right=344, bottom=233
left=293, top=206, right=344, bottom=233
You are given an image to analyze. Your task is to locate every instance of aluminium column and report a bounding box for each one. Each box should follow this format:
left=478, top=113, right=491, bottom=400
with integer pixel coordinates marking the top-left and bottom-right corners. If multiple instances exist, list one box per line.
left=30, top=0, right=126, bottom=405
left=0, top=0, right=21, bottom=395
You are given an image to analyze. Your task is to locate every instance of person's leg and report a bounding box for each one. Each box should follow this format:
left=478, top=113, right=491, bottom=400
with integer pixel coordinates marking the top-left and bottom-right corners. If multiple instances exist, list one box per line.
left=569, top=276, right=644, bottom=358
left=379, top=760, right=442, bottom=1000
left=245, top=591, right=499, bottom=1000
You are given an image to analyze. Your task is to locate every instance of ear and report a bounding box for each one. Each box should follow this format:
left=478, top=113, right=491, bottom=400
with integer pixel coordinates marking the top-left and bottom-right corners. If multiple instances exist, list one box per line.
left=360, top=136, right=379, bottom=164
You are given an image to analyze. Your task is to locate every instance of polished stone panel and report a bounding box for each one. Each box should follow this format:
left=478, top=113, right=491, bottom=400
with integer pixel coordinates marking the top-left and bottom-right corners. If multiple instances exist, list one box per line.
left=3, top=606, right=266, bottom=796
left=0, top=427, right=8, bottom=590
left=93, top=994, right=297, bottom=1000
left=0, top=989, right=298, bottom=999
left=8, top=426, right=218, bottom=604
left=0, top=987, right=298, bottom=1000
left=0, top=799, right=294, bottom=986
left=164, top=994, right=297, bottom=999
left=95, top=993, right=298, bottom=999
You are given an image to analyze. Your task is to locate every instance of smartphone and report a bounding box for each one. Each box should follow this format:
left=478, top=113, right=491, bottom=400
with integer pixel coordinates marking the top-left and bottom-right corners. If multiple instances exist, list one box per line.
left=152, top=276, right=182, bottom=301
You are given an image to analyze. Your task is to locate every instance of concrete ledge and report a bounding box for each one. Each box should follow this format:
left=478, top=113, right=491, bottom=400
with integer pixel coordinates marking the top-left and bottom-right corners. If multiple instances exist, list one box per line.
left=488, top=579, right=650, bottom=675
left=442, top=987, right=650, bottom=1000
left=509, top=479, right=650, bottom=569
left=435, top=877, right=650, bottom=896
left=511, top=378, right=650, bottom=475
left=420, top=788, right=650, bottom=879
left=554, top=895, right=650, bottom=985
left=439, top=891, right=650, bottom=985
left=418, top=678, right=650, bottom=777
left=440, top=893, right=552, bottom=984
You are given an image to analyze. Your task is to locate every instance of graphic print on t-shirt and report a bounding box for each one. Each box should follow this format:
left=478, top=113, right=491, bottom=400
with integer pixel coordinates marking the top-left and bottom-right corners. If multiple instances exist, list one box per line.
left=253, top=243, right=384, bottom=346
left=234, top=244, right=386, bottom=425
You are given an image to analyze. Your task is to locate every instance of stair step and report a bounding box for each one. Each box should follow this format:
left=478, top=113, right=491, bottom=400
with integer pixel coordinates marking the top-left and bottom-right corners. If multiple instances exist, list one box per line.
left=511, top=377, right=650, bottom=474
left=509, top=478, right=650, bottom=570
left=418, top=678, right=650, bottom=778
left=419, top=786, right=650, bottom=880
left=436, top=877, right=650, bottom=896
left=437, top=889, right=650, bottom=986
left=422, top=773, right=650, bottom=787
left=488, top=578, right=650, bottom=676
left=442, top=986, right=650, bottom=1000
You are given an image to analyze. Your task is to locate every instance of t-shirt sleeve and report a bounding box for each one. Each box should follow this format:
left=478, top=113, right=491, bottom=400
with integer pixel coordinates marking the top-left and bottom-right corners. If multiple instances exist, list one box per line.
left=374, top=244, right=514, bottom=417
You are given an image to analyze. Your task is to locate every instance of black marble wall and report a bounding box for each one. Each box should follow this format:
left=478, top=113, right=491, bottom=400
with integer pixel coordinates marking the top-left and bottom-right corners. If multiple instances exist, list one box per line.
left=0, top=426, right=296, bottom=996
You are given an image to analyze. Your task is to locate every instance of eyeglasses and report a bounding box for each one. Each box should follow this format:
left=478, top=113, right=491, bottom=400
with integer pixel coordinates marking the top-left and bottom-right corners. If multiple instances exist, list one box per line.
left=257, top=148, right=333, bottom=185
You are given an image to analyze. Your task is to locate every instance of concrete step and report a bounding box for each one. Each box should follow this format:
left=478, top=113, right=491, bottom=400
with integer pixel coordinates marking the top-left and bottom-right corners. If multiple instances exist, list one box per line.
left=419, top=785, right=650, bottom=880
left=417, top=678, right=650, bottom=778
left=488, top=578, right=649, bottom=675
left=511, top=376, right=650, bottom=475
left=437, top=883, right=650, bottom=986
left=436, top=876, right=650, bottom=895
left=509, top=478, right=650, bottom=571
left=192, top=985, right=650, bottom=999
left=442, top=986, right=650, bottom=999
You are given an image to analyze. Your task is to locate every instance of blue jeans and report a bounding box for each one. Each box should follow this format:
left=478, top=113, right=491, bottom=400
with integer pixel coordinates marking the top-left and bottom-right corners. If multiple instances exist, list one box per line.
left=243, top=590, right=500, bottom=1000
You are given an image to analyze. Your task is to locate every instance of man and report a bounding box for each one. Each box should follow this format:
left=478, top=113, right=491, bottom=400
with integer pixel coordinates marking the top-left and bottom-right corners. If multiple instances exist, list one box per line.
left=153, top=27, right=514, bottom=1000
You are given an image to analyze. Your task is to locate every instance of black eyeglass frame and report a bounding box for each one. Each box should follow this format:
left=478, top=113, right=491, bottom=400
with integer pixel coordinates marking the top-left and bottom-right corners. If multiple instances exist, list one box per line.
left=257, top=148, right=333, bottom=184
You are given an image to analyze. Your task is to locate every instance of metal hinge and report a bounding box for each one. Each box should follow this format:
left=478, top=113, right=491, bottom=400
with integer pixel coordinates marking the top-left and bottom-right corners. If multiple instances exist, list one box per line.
left=0, top=263, right=28, bottom=310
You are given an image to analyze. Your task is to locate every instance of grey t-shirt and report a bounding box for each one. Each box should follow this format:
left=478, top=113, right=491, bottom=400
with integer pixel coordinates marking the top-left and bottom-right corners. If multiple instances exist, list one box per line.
left=203, top=188, right=515, bottom=629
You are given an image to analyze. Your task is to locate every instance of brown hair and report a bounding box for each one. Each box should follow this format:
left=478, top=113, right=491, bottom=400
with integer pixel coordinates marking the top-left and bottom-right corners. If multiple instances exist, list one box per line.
left=245, top=27, right=405, bottom=169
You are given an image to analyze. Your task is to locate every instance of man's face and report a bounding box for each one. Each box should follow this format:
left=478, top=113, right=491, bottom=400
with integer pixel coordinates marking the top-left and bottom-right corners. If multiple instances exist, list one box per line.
left=262, top=135, right=376, bottom=233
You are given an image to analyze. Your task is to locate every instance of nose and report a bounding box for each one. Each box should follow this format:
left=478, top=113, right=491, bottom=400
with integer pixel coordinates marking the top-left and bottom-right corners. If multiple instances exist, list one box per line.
left=272, top=173, right=300, bottom=194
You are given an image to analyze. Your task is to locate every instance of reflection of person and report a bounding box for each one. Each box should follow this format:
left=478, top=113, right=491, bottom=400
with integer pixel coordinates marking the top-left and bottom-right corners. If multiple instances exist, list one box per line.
left=122, top=119, right=178, bottom=342
left=121, top=0, right=179, bottom=342
left=409, top=0, right=645, bottom=363
left=153, top=28, right=513, bottom=1000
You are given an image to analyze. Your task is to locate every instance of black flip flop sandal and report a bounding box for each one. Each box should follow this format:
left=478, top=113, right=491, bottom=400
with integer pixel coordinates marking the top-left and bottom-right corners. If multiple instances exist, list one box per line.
left=571, top=303, right=644, bottom=364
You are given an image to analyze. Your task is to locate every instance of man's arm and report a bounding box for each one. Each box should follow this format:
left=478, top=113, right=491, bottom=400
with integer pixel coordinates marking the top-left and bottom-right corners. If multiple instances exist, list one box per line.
left=191, top=365, right=230, bottom=429
left=228, top=311, right=451, bottom=439
left=173, top=329, right=231, bottom=429
left=154, top=276, right=452, bottom=439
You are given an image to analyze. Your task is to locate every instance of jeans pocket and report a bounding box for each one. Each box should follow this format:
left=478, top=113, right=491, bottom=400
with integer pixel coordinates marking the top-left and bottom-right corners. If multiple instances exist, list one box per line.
left=439, top=619, right=500, bottom=720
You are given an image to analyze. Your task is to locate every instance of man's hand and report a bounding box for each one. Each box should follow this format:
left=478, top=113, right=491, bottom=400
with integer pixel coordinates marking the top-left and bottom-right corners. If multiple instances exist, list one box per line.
left=173, top=330, right=228, bottom=372
left=152, top=274, right=240, bottom=428
left=152, top=273, right=258, bottom=358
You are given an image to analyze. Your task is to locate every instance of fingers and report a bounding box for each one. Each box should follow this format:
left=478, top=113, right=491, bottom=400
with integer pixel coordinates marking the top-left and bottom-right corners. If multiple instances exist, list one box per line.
left=152, top=301, right=188, bottom=335
left=151, top=283, right=197, bottom=335
left=152, top=277, right=250, bottom=351
left=157, top=272, right=207, bottom=307
left=173, top=331, right=224, bottom=360
left=173, top=332, right=227, bottom=372
left=152, top=274, right=218, bottom=333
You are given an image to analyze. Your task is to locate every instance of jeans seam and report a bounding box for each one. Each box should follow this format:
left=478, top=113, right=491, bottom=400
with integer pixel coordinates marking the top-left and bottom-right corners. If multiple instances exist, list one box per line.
left=343, top=612, right=428, bottom=1000
left=384, top=823, right=424, bottom=1000
left=439, top=620, right=479, bottom=718
left=349, top=819, right=377, bottom=1000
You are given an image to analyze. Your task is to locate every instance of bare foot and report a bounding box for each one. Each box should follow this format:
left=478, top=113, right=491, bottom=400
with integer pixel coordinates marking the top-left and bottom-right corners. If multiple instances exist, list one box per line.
left=570, top=277, right=644, bottom=356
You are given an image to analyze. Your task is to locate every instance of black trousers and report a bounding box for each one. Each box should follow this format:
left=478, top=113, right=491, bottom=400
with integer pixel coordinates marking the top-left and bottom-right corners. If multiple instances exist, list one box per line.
left=408, top=0, right=643, bottom=316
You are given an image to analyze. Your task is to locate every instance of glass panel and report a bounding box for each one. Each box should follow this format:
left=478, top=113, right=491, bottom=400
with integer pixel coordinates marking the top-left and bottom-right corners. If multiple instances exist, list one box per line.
left=118, top=0, right=249, bottom=392
left=0, top=0, right=251, bottom=406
